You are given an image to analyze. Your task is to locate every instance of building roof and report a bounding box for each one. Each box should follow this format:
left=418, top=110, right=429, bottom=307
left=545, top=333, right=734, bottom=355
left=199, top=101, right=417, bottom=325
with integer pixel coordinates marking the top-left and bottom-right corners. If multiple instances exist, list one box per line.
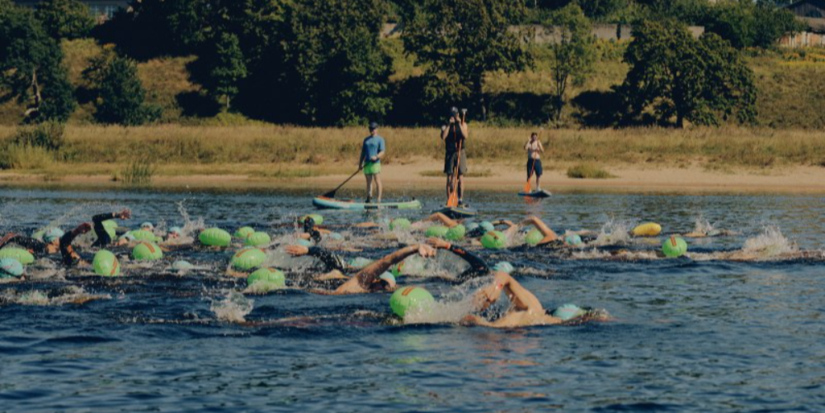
left=784, top=0, right=825, bottom=12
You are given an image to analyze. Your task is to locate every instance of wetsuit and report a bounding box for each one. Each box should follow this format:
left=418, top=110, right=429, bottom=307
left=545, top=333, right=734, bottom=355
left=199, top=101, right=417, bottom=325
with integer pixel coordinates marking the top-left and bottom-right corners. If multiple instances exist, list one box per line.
left=59, top=229, right=84, bottom=267
left=0, top=234, right=48, bottom=253
left=307, top=247, right=347, bottom=273
left=448, top=244, right=489, bottom=282
left=91, top=213, right=121, bottom=248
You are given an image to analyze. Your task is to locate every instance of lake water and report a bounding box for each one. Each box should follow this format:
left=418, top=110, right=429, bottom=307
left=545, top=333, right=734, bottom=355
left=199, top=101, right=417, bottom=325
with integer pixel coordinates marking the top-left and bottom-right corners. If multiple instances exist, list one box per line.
left=0, top=187, right=823, bottom=412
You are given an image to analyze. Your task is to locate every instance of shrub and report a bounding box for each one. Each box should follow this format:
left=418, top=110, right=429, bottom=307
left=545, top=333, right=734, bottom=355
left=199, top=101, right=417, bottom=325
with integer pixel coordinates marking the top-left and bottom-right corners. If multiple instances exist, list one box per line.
left=567, top=163, right=615, bottom=178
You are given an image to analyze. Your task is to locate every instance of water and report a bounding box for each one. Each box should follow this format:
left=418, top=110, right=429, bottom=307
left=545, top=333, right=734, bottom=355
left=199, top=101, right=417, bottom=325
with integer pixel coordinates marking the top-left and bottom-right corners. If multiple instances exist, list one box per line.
left=1, top=187, right=824, bottom=412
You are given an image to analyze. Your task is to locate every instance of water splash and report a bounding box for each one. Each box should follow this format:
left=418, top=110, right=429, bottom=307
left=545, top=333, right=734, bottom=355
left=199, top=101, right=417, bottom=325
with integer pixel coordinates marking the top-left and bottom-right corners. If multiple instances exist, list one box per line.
left=0, top=286, right=110, bottom=306
left=592, top=219, right=632, bottom=246
left=692, top=216, right=715, bottom=235
left=742, top=226, right=797, bottom=257
left=404, top=277, right=491, bottom=324
left=210, top=291, right=254, bottom=323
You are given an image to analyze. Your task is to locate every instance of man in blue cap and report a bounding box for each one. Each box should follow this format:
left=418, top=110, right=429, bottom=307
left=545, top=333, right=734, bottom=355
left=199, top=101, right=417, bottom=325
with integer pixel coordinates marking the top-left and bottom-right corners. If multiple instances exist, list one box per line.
left=359, top=122, right=386, bottom=203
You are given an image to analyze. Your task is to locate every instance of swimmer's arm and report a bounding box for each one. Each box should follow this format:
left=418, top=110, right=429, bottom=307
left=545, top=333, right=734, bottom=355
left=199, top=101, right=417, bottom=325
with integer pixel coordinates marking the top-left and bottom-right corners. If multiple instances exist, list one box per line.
left=342, top=244, right=435, bottom=293
left=427, top=238, right=489, bottom=276
left=522, top=216, right=558, bottom=244
left=59, top=223, right=91, bottom=267
left=307, top=247, right=346, bottom=272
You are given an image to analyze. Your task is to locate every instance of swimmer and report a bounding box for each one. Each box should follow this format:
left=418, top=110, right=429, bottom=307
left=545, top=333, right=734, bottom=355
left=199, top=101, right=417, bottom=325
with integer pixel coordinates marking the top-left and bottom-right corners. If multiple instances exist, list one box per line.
left=286, top=243, right=437, bottom=295
left=92, top=209, right=132, bottom=247
left=461, top=272, right=610, bottom=328
left=0, top=227, right=64, bottom=254
left=520, top=216, right=595, bottom=248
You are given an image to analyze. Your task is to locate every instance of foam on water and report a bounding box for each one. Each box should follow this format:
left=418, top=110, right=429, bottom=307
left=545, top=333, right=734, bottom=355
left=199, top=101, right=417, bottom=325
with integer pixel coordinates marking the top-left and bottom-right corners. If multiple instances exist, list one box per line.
left=743, top=226, right=797, bottom=256
left=0, top=285, right=110, bottom=306
left=404, top=278, right=490, bottom=324
left=210, top=290, right=254, bottom=323
left=592, top=219, right=632, bottom=246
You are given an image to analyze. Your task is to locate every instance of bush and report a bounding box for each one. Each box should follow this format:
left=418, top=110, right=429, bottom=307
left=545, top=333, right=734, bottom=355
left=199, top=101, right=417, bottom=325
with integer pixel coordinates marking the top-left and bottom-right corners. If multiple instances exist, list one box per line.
left=35, top=0, right=95, bottom=40
left=89, top=54, right=163, bottom=125
left=567, top=163, right=615, bottom=178
left=12, top=121, right=65, bottom=151
left=0, top=144, right=54, bottom=169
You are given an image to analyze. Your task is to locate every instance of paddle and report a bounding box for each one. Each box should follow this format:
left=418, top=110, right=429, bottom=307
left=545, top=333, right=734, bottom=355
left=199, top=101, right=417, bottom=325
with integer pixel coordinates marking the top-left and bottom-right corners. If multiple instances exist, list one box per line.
left=446, top=109, right=467, bottom=207
left=322, top=169, right=361, bottom=198
left=522, top=128, right=543, bottom=194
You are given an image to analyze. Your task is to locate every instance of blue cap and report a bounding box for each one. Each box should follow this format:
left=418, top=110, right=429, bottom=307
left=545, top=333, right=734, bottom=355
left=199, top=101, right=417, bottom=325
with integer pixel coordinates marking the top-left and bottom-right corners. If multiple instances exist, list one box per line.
left=169, top=226, right=182, bottom=234
left=0, top=258, right=24, bottom=278
left=140, top=222, right=154, bottom=230
left=43, top=227, right=65, bottom=243
left=565, top=234, right=583, bottom=246
left=552, top=304, right=585, bottom=321
left=379, top=272, right=396, bottom=284
left=493, top=262, right=514, bottom=274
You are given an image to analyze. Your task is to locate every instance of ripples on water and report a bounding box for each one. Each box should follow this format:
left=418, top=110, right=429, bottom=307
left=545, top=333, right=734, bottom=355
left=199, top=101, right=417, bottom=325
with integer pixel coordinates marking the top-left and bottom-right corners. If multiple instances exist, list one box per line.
left=0, top=188, right=823, bottom=412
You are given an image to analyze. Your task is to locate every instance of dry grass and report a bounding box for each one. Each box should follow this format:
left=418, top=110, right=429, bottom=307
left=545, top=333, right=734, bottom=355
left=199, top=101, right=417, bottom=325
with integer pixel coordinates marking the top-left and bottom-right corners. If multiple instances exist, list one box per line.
left=567, top=163, right=615, bottom=179
left=0, top=125, right=823, bottom=175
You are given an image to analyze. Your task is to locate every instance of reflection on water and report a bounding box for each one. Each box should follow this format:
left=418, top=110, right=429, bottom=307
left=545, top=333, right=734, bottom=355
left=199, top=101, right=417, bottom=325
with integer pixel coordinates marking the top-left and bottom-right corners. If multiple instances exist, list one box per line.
left=0, top=187, right=823, bottom=412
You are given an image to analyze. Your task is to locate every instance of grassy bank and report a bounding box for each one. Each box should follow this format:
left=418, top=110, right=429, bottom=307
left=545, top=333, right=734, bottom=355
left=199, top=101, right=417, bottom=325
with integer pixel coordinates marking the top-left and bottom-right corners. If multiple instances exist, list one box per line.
left=0, top=125, right=823, bottom=177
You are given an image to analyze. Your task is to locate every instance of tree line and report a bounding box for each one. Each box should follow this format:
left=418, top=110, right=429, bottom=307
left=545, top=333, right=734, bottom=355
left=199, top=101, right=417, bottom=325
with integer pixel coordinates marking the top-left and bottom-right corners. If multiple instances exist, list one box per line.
left=0, top=0, right=805, bottom=128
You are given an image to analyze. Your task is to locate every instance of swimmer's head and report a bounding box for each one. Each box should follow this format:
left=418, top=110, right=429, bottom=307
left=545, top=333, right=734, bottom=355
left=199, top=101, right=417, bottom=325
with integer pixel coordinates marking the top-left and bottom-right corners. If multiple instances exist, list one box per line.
left=168, top=226, right=182, bottom=238
left=564, top=234, right=583, bottom=246
left=493, top=262, right=514, bottom=274
left=552, top=304, right=586, bottom=321
left=302, top=217, right=315, bottom=233
left=120, top=232, right=136, bottom=242
left=140, top=222, right=154, bottom=231
left=0, top=258, right=24, bottom=278
left=43, top=227, right=64, bottom=244
left=389, top=286, right=435, bottom=319
left=373, top=272, right=397, bottom=291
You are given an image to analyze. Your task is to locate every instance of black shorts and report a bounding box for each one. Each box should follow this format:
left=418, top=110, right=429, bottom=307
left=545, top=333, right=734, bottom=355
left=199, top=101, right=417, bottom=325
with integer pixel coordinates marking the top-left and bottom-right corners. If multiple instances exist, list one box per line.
left=444, top=150, right=468, bottom=175
left=527, top=158, right=543, bottom=177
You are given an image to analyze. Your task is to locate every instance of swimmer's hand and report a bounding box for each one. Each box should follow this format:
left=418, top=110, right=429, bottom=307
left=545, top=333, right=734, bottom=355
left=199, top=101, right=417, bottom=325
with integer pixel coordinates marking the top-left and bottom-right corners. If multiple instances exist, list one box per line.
left=418, top=244, right=437, bottom=258
left=426, top=237, right=451, bottom=250
left=118, top=209, right=131, bottom=219
left=77, top=223, right=92, bottom=234
left=285, top=245, right=309, bottom=256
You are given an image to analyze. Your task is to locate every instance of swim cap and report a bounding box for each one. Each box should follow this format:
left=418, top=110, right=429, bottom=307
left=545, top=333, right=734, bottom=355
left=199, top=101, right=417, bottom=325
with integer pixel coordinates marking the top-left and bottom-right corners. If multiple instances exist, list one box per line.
left=379, top=272, right=396, bottom=285
left=480, top=221, right=495, bottom=233
left=662, top=236, right=688, bottom=258
left=389, top=286, right=435, bottom=318
left=565, top=234, right=583, bottom=246
left=493, top=262, right=514, bottom=274
left=92, top=250, right=120, bottom=277
left=328, top=232, right=344, bottom=240
left=199, top=228, right=232, bottom=247
left=244, top=232, right=271, bottom=247
left=234, top=226, right=254, bottom=239
left=425, top=225, right=449, bottom=238
left=296, top=239, right=313, bottom=247
left=299, top=214, right=324, bottom=226
left=525, top=229, right=544, bottom=246
left=231, top=248, right=267, bottom=271
left=465, top=222, right=479, bottom=232
left=168, top=226, right=182, bottom=235
left=247, top=267, right=285, bottom=291
left=552, top=304, right=586, bottom=321
left=390, top=261, right=405, bottom=277
left=129, top=229, right=157, bottom=242
left=0, top=258, right=24, bottom=278
left=0, top=248, right=34, bottom=265
left=43, top=227, right=64, bottom=243
left=120, top=232, right=136, bottom=242
left=132, top=242, right=163, bottom=261
left=445, top=224, right=466, bottom=241
left=31, top=229, right=46, bottom=242
left=389, top=218, right=412, bottom=231
left=171, top=260, right=195, bottom=272
left=481, top=231, right=507, bottom=250
left=348, top=257, right=373, bottom=269
left=140, top=222, right=154, bottom=230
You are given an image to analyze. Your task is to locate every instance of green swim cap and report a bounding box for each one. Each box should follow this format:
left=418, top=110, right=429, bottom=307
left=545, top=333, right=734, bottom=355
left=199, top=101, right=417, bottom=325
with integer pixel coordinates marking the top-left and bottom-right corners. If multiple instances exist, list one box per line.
left=480, top=221, right=495, bottom=233
left=466, top=222, right=480, bottom=232
left=445, top=224, right=466, bottom=241
left=102, top=220, right=118, bottom=241
left=481, top=231, right=508, bottom=250
left=0, top=248, right=35, bottom=265
left=525, top=229, right=544, bottom=246
left=234, top=226, right=255, bottom=239
left=244, top=232, right=271, bottom=247
left=0, top=258, right=24, bottom=278
left=132, top=242, right=163, bottom=261
left=552, top=304, right=586, bottom=321
left=389, top=286, right=435, bottom=319
left=247, top=267, right=285, bottom=291
left=129, top=229, right=157, bottom=242
left=348, top=257, right=373, bottom=269
left=93, top=250, right=121, bottom=276
left=31, top=229, right=45, bottom=242
left=493, top=261, right=514, bottom=274
left=662, top=235, right=688, bottom=258
left=390, top=261, right=405, bottom=277
left=43, top=227, right=65, bottom=243
left=389, top=218, right=412, bottom=231
left=231, top=248, right=267, bottom=271
left=425, top=225, right=449, bottom=238
left=199, top=228, right=232, bottom=247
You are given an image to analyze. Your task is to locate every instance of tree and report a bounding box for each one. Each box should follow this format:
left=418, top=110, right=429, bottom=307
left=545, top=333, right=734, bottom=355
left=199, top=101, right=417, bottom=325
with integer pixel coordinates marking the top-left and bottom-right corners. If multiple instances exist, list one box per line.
left=0, top=0, right=76, bottom=123
left=547, top=4, right=595, bottom=123
left=403, top=0, right=532, bottom=121
left=200, top=33, right=247, bottom=111
left=620, top=20, right=756, bottom=127
left=281, top=0, right=393, bottom=125
left=35, top=0, right=95, bottom=40
left=87, top=54, right=162, bottom=125
left=702, top=0, right=806, bottom=49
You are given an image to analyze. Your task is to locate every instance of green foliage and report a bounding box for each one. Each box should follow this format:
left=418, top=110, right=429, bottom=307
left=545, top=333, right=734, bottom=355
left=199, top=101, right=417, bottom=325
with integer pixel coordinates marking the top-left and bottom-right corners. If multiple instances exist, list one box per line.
left=35, top=0, right=95, bottom=40
left=12, top=121, right=65, bottom=151
left=202, top=33, right=247, bottom=110
left=403, top=0, right=532, bottom=121
left=620, top=20, right=757, bottom=127
left=547, top=4, right=595, bottom=122
left=567, top=163, right=615, bottom=178
left=282, top=0, right=393, bottom=125
left=702, top=0, right=806, bottom=49
left=87, top=54, right=162, bottom=125
left=120, top=157, right=156, bottom=185
left=0, top=1, right=76, bottom=123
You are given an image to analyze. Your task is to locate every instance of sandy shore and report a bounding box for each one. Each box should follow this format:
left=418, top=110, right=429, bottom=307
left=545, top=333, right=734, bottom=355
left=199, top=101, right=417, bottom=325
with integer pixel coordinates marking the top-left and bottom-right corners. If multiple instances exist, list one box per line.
left=1, top=161, right=824, bottom=193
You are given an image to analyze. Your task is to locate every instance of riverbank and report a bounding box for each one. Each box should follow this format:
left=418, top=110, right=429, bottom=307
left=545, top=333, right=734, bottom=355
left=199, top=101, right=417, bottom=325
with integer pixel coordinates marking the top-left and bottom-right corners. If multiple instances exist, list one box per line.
left=2, top=160, right=824, bottom=194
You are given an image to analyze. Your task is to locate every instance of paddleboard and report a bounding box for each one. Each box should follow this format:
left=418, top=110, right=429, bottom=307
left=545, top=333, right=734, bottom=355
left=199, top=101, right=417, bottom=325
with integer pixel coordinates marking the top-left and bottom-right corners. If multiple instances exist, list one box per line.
left=518, top=189, right=552, bottom=198
left=436, top=206, right=478, bottom=219
left=313, top=197, right=421, bottom=211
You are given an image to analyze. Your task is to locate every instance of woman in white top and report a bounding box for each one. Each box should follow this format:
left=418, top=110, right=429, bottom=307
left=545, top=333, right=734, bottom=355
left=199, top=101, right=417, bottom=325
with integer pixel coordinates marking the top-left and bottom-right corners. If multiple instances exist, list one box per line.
left=524, top=132, right=545, bottom=191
